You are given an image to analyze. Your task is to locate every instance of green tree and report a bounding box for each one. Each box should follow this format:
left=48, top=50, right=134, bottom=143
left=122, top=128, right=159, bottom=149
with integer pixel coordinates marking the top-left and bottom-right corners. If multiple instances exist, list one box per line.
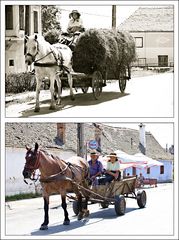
left=41, top=5, right=61, bottom=34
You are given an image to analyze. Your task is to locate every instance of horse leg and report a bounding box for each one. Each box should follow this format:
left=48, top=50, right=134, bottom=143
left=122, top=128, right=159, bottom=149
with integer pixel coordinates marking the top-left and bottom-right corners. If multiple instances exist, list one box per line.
left=34, top=76, right=41, bottom=112
left=82, top=196, right=90, bottom=218
left=49, top=78, right=56, bottom=110
left=55, top=75, right=62, bottom=106
left=61, top=195, right=70, bottom=225
left=67, top=73, right=75, bottom=101
left=77, top=194, right=84, bottom=220
left=40, top=197, right=49, bottom=230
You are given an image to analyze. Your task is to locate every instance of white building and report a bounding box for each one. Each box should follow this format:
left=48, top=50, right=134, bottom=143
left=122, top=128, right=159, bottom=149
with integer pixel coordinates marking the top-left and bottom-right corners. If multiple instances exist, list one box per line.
left=119, top=6, right=174, bottom=67
left=5, top=5, right=42, bottom=73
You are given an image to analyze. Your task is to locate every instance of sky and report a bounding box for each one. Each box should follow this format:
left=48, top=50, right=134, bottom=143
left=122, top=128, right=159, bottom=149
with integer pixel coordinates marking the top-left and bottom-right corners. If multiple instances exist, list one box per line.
left=58, top=5, right=139, bottom=31
left=104, top=123, right=174, bottom=149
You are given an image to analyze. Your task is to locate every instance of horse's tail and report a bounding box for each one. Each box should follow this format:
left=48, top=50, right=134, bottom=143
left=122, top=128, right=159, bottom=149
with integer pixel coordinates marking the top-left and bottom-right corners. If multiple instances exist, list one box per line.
left=54, top=80, right=58, bottom=101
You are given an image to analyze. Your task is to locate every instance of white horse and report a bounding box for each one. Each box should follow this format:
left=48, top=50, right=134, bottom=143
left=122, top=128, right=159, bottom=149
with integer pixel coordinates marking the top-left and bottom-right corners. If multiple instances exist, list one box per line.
left=25, top=34, right=74, bottom=112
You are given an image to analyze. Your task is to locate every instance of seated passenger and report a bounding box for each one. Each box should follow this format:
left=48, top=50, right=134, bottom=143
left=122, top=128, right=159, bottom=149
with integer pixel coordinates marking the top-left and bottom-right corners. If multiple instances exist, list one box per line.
left=98, top=152, right=121, bottom=185
left=88, top=149, right=103, bottom=186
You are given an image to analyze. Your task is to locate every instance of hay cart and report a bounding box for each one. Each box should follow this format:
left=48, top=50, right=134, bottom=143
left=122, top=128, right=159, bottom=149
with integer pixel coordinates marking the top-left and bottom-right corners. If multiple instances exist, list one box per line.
left=61, top=65, right=131, bottom=100
left=72, top=176, right=147, bottom=216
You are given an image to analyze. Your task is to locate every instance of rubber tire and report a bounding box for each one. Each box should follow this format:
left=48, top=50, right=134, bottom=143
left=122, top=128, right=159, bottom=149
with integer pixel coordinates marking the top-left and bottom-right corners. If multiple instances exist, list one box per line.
left=72, top=200, right=79, bottom=215
left=114, top=195, right=126, bottom=216
left=101, top=202, right=109, bottom=209
left=137, top=190, right=147, bottom=208
left=72, top=200, right=87, bottom=215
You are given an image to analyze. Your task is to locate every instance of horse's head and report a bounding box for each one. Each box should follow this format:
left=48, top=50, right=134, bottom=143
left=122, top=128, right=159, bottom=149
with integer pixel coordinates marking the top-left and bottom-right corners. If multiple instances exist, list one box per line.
left=25, top=34, right=39, bottom=65
left=22, top=142, right=40, bottom=179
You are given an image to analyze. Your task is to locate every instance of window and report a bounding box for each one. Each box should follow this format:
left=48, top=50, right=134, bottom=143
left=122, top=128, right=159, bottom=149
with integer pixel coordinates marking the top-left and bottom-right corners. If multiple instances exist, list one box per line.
left=9, top=59, right=14, bottom=66
left=19, top=6, right=24, bottom=30
left=135, top=37, right=143, bottom=48
left=5, top=5, right=13, bottom=30
left=34, top=11, right=38, bottom=33
left=158, top=55, right=168, bottom=67
left=160, top=165, right=164, bottom=174
left=147, top=167, right=150, bottom=174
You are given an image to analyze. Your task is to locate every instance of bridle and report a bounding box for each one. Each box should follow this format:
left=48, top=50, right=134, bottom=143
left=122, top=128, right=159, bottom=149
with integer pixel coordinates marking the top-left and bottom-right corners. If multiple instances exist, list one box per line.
left=23, top=150, right=40, bottom=184
left=25, top=39, right=65, bottom=69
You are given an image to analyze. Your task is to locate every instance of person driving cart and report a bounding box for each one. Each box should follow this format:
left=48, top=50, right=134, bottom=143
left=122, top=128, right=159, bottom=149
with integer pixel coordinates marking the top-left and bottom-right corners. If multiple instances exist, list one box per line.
left=67, top=10, right=85, bottom=34
left=88, top=149, right=103, bottom=186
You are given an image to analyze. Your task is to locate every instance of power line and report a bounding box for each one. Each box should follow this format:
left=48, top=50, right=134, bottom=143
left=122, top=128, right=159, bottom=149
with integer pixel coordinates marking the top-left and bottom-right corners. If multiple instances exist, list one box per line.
left=60, top=8, right=111, bottom=18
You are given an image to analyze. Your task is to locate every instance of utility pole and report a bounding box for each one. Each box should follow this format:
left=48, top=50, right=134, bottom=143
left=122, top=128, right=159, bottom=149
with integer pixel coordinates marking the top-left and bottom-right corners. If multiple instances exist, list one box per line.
left=77, top=123, right=85, bottom=157
left=112, top=5, right=116, bottom=30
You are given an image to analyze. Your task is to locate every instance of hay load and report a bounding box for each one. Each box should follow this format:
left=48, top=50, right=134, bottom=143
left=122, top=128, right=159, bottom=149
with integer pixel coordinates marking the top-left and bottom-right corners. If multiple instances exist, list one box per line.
left=72, top=29, right=136, bottom=76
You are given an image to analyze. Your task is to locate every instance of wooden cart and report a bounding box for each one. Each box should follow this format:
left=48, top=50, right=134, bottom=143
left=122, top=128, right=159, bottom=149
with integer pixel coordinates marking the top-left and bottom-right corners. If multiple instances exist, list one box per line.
left=61, top=64, right=131, bottom=100
left=72, top=176, right=147, bottom=216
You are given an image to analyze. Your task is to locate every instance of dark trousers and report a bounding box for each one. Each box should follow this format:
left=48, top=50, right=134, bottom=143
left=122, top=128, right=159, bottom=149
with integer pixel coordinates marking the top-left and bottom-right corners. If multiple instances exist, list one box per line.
left=98, top=173, right=114, bottom=185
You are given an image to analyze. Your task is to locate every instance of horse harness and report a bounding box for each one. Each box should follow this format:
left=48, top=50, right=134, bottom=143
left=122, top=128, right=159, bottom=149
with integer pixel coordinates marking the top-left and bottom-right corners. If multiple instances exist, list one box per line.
left=26, top=40, right=70, bottom=74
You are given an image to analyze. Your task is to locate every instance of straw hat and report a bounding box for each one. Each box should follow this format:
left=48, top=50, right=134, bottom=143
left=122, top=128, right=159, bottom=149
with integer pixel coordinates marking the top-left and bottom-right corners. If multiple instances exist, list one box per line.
left=107, top=152, right=117, bottom=157
left=107, top=152, right=118, bottom=161
left=69, top=10, right=81, bottom=18
left=90, top=149, right=99, bottom=155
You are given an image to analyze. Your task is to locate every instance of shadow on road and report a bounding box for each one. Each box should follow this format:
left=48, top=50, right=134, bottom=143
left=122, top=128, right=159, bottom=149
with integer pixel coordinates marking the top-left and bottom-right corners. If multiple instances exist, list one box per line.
left=31, top=206, right=139, bottom=236
left=21, top=91, right=129, bottom=117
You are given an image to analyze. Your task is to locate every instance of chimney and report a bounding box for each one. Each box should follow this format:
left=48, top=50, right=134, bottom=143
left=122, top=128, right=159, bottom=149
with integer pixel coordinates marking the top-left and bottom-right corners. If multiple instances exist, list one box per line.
left=139, top=123, right=146, bottom=155
left=57, top=123, right=66, bottom=144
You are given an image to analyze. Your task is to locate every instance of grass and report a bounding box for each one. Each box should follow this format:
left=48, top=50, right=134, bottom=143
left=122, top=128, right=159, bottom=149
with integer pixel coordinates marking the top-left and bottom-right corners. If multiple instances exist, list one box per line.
left=5, top=192, right=42, bottom=202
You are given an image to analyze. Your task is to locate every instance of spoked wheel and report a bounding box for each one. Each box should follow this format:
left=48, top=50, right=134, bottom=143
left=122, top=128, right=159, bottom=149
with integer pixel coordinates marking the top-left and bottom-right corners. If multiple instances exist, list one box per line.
left=137, top=190, right=147, bottom=208
left=114, top=195, right=126, bottom=216
left=81, top=86, right=89, bottom=94
left=92, top=71, right=103, bottom=100
left=119, top=67, right=127, bottom=93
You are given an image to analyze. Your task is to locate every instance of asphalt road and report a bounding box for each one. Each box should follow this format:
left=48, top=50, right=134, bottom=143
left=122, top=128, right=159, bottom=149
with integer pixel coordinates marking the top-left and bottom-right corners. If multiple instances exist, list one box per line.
left=5, top=72, right=173, bottom=118
left=4, top=183, right=175, bottom=238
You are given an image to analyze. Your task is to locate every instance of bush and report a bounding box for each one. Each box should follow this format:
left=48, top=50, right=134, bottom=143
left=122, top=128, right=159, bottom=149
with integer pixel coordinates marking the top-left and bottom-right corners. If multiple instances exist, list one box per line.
left=5, top=72, right=36, bottom=93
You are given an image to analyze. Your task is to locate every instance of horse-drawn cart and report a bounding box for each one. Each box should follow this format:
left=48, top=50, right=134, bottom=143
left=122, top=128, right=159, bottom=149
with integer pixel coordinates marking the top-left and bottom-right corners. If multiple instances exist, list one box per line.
left=72, top=176, right=147, bottom=216
left=61, top=66, right=130, bottom=100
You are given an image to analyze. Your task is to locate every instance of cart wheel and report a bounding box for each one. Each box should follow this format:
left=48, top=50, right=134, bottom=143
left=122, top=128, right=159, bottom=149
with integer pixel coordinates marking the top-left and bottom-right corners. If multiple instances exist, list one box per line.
left=114, top=195, right=126, bottom=216
left=81, top=86, right=89, bottom=94
left=72, top=200, right=88, bottom=215
left=119, top=68, right=127, bottom=93
left=92, top=71, right=103, bottom=100
left=137, top=190, right=147, bottom=208
left=101, top=202, right=109, bottom=209
left=72, top=201, right=79, bottom=215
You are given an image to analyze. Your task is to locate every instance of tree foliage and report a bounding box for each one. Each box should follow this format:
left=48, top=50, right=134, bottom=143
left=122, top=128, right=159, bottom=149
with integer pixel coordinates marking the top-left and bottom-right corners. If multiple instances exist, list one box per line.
left=41, top=5, right=61, bottom=34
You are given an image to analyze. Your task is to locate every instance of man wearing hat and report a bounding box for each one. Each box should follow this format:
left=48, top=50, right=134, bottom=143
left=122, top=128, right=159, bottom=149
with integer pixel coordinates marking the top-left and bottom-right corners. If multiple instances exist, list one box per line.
left=98, top=152, right=121, bottom=185
left=88, top=149, right=103, bottom=186
left=67, top=10, right=85, bottom=34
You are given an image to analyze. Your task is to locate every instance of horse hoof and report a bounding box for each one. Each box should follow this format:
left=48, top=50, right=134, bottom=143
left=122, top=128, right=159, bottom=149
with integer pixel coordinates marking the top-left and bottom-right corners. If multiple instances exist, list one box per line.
left=63, top=220, right=70, bottom=225
left=83, top=210, right=90, bottom=218
left=49, top=105, right=56, bottom=110
left=34, top=107, right=40, bottom=112
left=40, top=225, right=48, bottom=230
left=77, top=212, right=83, bottom=220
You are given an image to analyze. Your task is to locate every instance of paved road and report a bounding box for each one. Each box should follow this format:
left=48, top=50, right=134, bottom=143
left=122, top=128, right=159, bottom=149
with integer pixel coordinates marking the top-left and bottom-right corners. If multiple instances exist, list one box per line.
left=5, top=72, right=173, bottom=118
left=4, top=183, right=175, bottom=238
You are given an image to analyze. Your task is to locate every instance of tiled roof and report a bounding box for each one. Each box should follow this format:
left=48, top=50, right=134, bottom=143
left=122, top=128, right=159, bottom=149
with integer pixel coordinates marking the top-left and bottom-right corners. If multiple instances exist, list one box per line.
left=5, top=123, right=173, bottom=160
left=119, top=6, right=174, bottom=32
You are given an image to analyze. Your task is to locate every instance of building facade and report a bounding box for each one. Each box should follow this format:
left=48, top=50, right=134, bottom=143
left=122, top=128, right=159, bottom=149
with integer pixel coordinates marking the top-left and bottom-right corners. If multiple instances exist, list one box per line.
left=119, top=6, right=174, bottom=67
left=5, top=5, right=42, bottom=73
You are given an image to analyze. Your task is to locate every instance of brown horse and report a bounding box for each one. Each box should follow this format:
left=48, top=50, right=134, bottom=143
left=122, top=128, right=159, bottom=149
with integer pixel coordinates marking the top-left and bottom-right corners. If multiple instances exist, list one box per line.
left=22, top=143, right=89, bottom=230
